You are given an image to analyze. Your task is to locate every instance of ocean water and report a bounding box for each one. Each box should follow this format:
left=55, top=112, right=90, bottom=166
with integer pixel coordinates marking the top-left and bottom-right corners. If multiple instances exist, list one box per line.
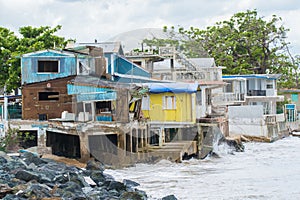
left=106, top=136, right=300, bottom=200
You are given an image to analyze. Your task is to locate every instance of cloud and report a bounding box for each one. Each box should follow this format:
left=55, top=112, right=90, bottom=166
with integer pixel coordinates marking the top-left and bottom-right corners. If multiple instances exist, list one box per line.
left=0, top=0, right=300, bottom=54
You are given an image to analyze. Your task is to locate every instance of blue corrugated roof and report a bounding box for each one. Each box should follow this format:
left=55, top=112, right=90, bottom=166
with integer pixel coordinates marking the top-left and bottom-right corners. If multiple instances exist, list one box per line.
left=222, top=74, right=281, bottom=80
left=143, top=83, right=198, bottom=93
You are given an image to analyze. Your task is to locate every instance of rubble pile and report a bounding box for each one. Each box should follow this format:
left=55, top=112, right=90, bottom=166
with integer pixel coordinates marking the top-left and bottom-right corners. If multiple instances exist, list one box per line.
left=0, top=151, right=148, bottom=200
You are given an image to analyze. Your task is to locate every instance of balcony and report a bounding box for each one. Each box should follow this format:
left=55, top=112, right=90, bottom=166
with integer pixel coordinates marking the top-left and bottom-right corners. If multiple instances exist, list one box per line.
left=151, top=68, right=222, bottom=82
left=212, top=93, right=245, bottom=106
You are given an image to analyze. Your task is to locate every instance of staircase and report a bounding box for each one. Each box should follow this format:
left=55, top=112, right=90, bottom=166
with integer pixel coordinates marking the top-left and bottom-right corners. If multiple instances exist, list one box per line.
left=147, top=141, right=197, bottom=162
left=175, top=51, right=198, bottom=71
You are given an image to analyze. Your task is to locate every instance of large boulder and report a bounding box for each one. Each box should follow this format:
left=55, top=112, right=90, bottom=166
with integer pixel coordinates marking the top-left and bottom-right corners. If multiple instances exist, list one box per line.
left=90, top=171, right=106, bottom=185
left=58, top=181, right=86, bottom=199
left=119, top=191, right=146, bottom=200
left=0, top=184, right=13, bottom=198
left=86, top=160, right=104, bottom=172
left=21, top=183, right=52, bottom=199
left=20, top=151, right=47, bottom=166
left=123, top=179, right=140, bottom=188
left=15, top=170, right=40, bottom=182
left=162, top=194, right=178, bottom=200
left=107, top=180, right=127, bottom=192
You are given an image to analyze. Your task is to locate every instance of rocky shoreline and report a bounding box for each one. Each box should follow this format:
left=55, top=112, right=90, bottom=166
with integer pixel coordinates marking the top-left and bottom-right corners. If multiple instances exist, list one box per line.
left=0, top=151, right=177, bottom=200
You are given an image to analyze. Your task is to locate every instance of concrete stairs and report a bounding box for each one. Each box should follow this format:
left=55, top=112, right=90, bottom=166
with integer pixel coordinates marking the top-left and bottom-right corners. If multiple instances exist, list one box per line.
left=146, top=141, right=197, bottom=162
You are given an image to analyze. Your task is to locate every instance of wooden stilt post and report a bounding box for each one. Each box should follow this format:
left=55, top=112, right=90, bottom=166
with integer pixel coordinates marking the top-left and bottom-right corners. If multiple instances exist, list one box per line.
left=130, top=128, right=133, bottom=153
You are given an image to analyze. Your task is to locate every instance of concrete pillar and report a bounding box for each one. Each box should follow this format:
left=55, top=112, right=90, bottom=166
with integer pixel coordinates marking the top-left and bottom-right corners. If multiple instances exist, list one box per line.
left=177, top=128, right=183, bottom=141
left=135, top=129, right=138, bottom=152
left=197, top=124, right=203, bottom=156
left=123, top=132, right=126, bottom=156
left=159, top=128, right=165, bottom=147
left=37, top=128, right=46, bottom=147
left=79, top=133, right=90, bottom=162
left=91, top=102, right=96, bottom=121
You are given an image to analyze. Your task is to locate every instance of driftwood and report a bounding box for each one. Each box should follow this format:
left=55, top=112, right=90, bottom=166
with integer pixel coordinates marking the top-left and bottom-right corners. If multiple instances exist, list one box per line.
left=240, top=135, right=272, bottom=143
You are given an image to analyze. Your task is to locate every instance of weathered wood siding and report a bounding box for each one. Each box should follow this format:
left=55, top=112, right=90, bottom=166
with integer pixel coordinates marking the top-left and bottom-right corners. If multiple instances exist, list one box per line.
left=22, top=77, right=75, bottom=120
left=115, top=88, right=129, bottom=123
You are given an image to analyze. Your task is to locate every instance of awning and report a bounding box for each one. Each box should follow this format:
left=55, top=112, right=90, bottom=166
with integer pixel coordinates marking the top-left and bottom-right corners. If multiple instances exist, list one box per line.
left=67, top=84, right=116, bottom=102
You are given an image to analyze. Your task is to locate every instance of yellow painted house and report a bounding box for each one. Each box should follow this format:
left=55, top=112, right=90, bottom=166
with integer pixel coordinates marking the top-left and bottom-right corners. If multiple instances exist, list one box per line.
left=141, top=83, right=198, bottom=123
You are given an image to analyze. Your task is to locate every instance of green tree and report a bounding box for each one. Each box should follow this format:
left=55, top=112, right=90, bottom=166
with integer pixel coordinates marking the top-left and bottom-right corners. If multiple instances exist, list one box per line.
left=141, top=26, right=208, bottom=57
left=0, top=25, right=69, bottom=92
left=152, top=10, right=299, bottom=88
left=179, top=10, right=290, bottom=75
left=0, top=27, right=19, bottom=91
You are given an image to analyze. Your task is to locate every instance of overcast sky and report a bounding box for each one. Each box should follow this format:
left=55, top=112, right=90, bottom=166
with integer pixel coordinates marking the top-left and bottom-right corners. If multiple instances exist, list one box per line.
left=1, top=0, right=300, bottom=54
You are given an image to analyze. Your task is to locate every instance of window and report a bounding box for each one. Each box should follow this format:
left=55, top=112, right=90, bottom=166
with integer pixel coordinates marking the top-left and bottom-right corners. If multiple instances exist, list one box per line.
left=133, top=61, right=142, bottom=67
left=38, top=92, right=59, bottom=101
left=266, top=80, right=273, bottom=89
left=96, top=101, right=112, bottom=114
left=225, top=81, right=233, bottom=92
left=141, top=96, right=150, bottom=110
left=38, top=60, right=59, bottom=73
left=291, top=94, right=298, bottom=102
left=163, top=96, right=176, bottom=109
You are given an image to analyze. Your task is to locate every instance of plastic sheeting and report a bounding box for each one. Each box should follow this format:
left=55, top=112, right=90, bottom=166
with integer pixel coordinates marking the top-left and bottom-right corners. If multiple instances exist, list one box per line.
left=144, top=82, right=198, bottom=93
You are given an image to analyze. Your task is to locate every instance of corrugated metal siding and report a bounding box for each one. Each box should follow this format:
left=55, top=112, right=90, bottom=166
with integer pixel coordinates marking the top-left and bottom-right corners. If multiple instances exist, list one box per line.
left=67, top=84, right=116, bottom=102
left=104, top=53, right=150, bottom=78
left=22, top=54, right=77, bottom=84
left=116, top=56, right=150, bottom=78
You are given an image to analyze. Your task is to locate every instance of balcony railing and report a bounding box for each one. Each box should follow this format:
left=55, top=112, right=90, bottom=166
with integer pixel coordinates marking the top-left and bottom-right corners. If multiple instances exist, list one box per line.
left=152, top=68, right=222, bottom=82
left=212, top=93, right=245, bottom=105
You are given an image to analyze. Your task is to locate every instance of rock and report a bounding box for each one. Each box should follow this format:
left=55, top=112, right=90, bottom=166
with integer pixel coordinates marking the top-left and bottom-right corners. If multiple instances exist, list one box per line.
left=86, top=188, right=110, bottom=200
left=22, top=183, right=52, bottom=199
left=162, top=194, right=178, bottom=200
left=86, top=160, right=104, bottom=171
left=226, top=138, right=245, bottom=152
left=27, top=163, right=37, bottom=170
left=0, top=156, right=8, bottom=164
left=53, top=174, right=69, bottom=184
left=0, top=151, right=11, bottom=162
left=0, top=150, right=148, bottom=199
left=15, top=170, right=40, bottom=182
left=108, top=189, right=120, bottom=197
left=2, top=160, right=27, bottom=171
left=83, top=176, right=97, bottom=186
left=58, top=181, right=86, bottom=199
left=40, top=161, right=67, bottom=172
left=2, top=194, right=27, bottom=200
left=107, top=181, right=127, bottom=192
left=90, top=171, right=106, bottom=185
left=20, top=151, right=46, bottom=166
left=119, top=191, right=146, bottom=200
left=103, top=173, right=115, bottom=181
left=0, top=184, right=13, bottom=198
left=69, top=173, right=90, bottom=188
left=123, top=179, right=140, bottom=187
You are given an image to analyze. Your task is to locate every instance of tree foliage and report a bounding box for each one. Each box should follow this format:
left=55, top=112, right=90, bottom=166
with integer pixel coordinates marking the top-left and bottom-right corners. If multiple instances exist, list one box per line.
left=141, top=26, right=208, bottom=57
left=179, top=10, right=290, bottom=74
left=0, top=25, right=69, bottom=92
left=143, top=10, right=299, bottom=88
